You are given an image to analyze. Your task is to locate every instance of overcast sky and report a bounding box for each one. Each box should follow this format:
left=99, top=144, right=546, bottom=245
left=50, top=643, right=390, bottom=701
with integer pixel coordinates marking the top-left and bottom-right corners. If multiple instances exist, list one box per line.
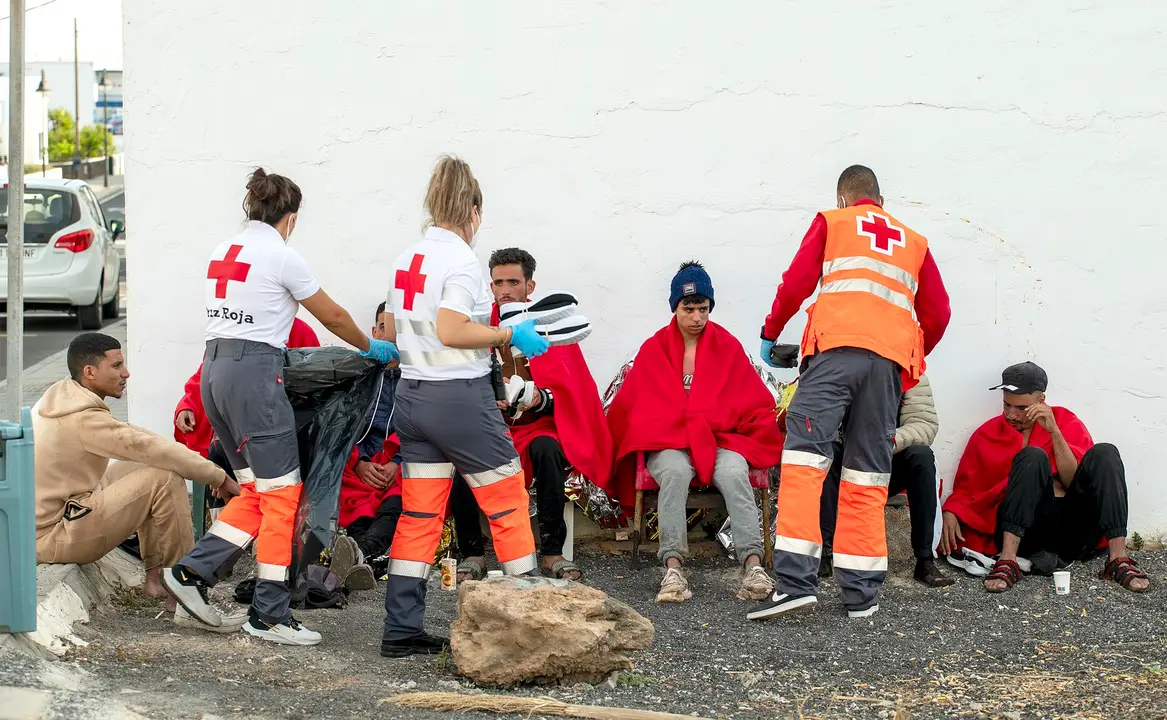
left=0, top=0, right=123, bottom=70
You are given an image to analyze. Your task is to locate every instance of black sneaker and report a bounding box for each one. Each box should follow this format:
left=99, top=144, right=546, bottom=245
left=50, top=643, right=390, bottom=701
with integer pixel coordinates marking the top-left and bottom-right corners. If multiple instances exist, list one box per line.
left=162, top=566, right=222, bottom=627
left=381, top=632, right=449, bottom=658
left=746, top=590, right=818, bottom=621
left=914, top=558, right=955, bottom=588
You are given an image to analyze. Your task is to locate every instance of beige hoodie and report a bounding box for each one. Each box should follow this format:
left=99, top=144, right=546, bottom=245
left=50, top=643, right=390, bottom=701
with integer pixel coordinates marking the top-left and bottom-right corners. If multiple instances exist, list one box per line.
left=34, top=378, right=226, bottom=537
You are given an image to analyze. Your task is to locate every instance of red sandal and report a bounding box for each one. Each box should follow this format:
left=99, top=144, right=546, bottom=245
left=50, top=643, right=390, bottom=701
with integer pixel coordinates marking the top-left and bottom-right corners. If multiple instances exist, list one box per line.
left=983, top=558, right=1022, bottom=593
left=1100, top=557, right=1150, bottom=593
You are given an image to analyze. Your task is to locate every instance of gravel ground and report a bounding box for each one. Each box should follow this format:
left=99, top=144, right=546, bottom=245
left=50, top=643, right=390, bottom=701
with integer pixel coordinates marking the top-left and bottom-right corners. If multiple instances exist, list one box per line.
left=30, top=548, right=1167, bottom=720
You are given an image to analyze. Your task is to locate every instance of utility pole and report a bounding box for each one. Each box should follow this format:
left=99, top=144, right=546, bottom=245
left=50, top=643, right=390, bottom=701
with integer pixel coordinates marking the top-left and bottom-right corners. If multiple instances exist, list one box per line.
left=7, top=0, right=26, bottom=421
left=99, top=71, right=108, bottom=186
left=71, top=18, right=80, bottom=178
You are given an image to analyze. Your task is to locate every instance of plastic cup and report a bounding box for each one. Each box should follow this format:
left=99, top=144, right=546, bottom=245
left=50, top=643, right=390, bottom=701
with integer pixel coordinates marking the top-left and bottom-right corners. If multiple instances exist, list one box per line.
left=439, top=558, right=457, bottom=591
left=1053, top=570, right=1071, bottom=595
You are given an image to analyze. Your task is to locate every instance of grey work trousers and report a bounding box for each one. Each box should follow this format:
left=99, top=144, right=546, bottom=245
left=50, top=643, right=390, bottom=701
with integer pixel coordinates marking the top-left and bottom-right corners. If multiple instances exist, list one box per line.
left=646, top=448, right=764, bottom=566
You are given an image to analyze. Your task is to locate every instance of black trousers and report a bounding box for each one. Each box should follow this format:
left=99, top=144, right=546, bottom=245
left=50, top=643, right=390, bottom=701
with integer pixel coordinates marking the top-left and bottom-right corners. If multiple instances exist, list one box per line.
left=820, top=444, right=939, bottom=560
left=996, top=443, right=1127, bottom=562
left=452, top=435, right=569, bottom=558
left=345, top=495, right=403, bottom=560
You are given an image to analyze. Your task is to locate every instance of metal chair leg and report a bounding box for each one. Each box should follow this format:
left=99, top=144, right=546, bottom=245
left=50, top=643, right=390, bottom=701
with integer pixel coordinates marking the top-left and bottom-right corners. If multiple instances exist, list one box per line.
left=761, top=487, right=773, bottom=568
left=192, top=482, right=207, bottom=540
left=630, top=490, right=644, bottom=569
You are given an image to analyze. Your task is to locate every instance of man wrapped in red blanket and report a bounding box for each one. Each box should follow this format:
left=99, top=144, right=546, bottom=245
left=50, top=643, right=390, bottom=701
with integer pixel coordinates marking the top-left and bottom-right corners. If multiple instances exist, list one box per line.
left=450, top=249, right=611, bottom=583
left=939, top=362, right=1148, bottom=594
left=606, top=261, right=783, bottom=604
left=173, top=317, right=320, bottom=456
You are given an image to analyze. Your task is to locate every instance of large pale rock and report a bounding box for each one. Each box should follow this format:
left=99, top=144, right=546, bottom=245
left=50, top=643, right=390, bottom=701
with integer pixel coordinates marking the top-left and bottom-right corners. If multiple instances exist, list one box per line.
left=450, top=575, right=654, bottom=686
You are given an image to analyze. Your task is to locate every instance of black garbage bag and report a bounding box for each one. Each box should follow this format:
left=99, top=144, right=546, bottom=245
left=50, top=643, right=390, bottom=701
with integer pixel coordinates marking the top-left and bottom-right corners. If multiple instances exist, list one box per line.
left=283, top=347, right=382, bottom=603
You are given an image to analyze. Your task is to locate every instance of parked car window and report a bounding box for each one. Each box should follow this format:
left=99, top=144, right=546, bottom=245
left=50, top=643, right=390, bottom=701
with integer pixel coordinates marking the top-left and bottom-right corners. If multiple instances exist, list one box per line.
left=0, top=188, right=81, bottom=244
left=83, top=186, right=108, bottom=228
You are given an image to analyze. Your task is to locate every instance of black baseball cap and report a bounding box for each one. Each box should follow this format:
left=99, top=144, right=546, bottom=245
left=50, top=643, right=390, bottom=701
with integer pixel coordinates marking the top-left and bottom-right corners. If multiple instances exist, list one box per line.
left=989, top=361, right=1048, bottom=394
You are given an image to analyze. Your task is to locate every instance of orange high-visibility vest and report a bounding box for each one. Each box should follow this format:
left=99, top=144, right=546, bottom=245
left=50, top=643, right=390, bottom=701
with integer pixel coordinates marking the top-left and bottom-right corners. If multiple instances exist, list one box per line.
left=800, top=205, right=928, bottom=380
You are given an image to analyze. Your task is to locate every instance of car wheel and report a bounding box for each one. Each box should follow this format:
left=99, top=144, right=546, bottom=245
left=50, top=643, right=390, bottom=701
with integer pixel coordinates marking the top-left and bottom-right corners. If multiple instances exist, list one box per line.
left=77, top=279, right=104, bottom=330
left=102, top=277, right=120, bottom=320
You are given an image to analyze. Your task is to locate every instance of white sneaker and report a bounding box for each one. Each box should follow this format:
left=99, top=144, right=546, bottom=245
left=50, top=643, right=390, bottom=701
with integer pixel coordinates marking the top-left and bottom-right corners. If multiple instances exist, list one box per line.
left=174, top=605, right=247, bottom=634
left=655, top=567, right=692, bottom=603
left=243, top=616, right=322, bottom=646
left=848, top=604, right=880, bottom=619
left=162, top=566, right=221, bottom=627
left=736, top=565, right=775, bottom=601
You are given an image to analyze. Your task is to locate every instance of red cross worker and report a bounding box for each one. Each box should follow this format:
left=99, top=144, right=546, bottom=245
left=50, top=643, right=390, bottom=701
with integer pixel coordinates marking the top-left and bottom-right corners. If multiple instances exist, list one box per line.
left=379, top=156, right=549, bottom=659
left=164, top=168, right=398, bottom=647
left=751, top=165, right=952, bottom=622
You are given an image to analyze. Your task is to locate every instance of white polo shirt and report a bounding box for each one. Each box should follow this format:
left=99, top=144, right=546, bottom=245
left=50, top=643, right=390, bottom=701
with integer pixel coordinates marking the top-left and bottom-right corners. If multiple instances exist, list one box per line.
left=386, top=226, right=492, bottom=381
left=204, top=221, right=320, bottom=348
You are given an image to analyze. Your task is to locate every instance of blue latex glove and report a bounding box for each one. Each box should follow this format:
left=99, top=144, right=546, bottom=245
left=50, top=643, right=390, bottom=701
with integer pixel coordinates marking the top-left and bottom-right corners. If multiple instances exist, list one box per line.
left=760, top=338, right=779, bottom=368
left=360, top=338, right=399, bottom=364
left=510, top=319, right=550, bottom=358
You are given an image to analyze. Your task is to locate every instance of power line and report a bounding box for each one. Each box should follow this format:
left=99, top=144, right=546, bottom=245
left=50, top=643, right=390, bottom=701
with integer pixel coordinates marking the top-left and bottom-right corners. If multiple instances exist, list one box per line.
left=1, top=0, right=63, bottom=22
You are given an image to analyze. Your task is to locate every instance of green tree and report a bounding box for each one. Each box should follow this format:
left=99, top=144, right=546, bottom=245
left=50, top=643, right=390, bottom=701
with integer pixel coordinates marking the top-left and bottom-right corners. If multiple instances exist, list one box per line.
left=79, top=124, right=115, bottom=160
left=47, top=107, right=75, bottom=162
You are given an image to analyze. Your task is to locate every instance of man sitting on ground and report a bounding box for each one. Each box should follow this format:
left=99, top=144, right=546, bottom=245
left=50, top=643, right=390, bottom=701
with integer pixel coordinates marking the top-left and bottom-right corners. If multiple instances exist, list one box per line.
left=174, top=316, right=319, bottom=456
left=606, top=261, right=783, bottom=602
left=331, top=302, right=403, bottom=589
left=451, top=248, right=611, bottom=582
left=34, top=333, right=241, bottom=610
left=819, top=373, right=952, bottom=587
left=939, top=362, right=1149, bottom=593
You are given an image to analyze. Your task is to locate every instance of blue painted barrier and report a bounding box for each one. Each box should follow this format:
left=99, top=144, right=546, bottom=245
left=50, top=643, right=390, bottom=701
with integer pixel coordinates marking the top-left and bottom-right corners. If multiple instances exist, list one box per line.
left=0, top=407, right=36, bottom=634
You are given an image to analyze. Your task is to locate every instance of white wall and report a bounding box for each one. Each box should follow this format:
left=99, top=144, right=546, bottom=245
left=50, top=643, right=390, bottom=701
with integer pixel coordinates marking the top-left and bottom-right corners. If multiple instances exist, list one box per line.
left=122, top=2, right=1167, bottom=535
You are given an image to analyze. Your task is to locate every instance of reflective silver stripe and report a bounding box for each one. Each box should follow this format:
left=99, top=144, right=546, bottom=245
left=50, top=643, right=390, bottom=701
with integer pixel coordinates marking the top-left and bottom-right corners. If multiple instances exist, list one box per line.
left=823, top=256, right=918, bottom=294
left=833, top=553, right=888, bottom=572
left=841, top=468, right=892, bottom=488
left=399, top=347, right=489, bottom=366
left=819, top=278, right=914, bottom=313
left=774, top=535, right=823, bottom=559
left=463, top=458, right=523, bottom=489
left=441, top=285, right=477, bottom=312
left=236, top=467, right=256, bottom=485
left=207, top=520, right=255, bottom=548
left=255, top=468, right=301, bottom=493
left=395, top=318, right=438, bottom=337
left=500, top=552, right=538, bottom=576
left=782, top=450, right=833, bottom=472
left=402, top=462, right=456, bottom=479
left=388, top=558, right=432, bottom=579
left=256, top=562, right=287, bottom=581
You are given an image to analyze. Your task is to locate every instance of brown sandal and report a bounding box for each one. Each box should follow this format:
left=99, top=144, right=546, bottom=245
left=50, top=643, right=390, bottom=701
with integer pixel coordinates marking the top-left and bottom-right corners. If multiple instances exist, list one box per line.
left=1100, top=557, right=1149, bottom=593
left=984, top=558, right=1022, bottom=593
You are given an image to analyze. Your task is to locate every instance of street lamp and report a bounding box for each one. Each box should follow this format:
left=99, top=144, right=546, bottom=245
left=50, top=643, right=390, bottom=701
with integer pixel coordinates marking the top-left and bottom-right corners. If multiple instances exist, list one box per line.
left=99, top=70, right=108, bottom=187
left=35, top=69, right=49, bottom=177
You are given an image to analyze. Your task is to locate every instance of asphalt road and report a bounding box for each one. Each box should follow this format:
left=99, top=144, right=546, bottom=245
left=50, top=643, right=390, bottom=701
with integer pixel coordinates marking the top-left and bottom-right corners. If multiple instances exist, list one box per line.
left=0, top=187, right=127, bottom=378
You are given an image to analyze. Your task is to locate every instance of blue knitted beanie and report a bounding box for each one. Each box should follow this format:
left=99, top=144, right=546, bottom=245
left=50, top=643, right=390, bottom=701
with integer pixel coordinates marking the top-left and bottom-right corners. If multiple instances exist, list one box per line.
left=669, top=261, right=715, bottom=312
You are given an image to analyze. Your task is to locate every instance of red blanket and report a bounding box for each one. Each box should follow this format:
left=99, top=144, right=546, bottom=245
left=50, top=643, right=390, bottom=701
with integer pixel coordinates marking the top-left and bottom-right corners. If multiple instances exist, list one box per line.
left=174, top=318, right=320, bottom=456
left=490, top=306, right=612, bottom=489
left=339, top=433, right=402, bottom=528
left=604, top=318, right=784, bottom=509
left=942, top=407, right=1094, bottom=555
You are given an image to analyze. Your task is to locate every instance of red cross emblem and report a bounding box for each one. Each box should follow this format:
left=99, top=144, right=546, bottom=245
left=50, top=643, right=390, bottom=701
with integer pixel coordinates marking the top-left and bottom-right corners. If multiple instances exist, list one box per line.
left=395, top=253, right=428, bottom=311
left=207, top=244, right=251, bottom=299
left=856, top=211, right=906, bottom=257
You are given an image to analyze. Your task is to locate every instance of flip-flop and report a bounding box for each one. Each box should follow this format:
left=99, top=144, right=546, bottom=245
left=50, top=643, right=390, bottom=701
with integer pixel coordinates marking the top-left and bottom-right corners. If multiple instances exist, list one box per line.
left=543, top=559, right=583, bottom=582
left=456, top=558, right=486, bottom=582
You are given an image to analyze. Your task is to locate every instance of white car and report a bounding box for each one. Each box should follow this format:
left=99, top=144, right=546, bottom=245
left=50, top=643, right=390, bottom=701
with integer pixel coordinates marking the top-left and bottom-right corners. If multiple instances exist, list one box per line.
left=0, top=178, right=123, bottom=329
